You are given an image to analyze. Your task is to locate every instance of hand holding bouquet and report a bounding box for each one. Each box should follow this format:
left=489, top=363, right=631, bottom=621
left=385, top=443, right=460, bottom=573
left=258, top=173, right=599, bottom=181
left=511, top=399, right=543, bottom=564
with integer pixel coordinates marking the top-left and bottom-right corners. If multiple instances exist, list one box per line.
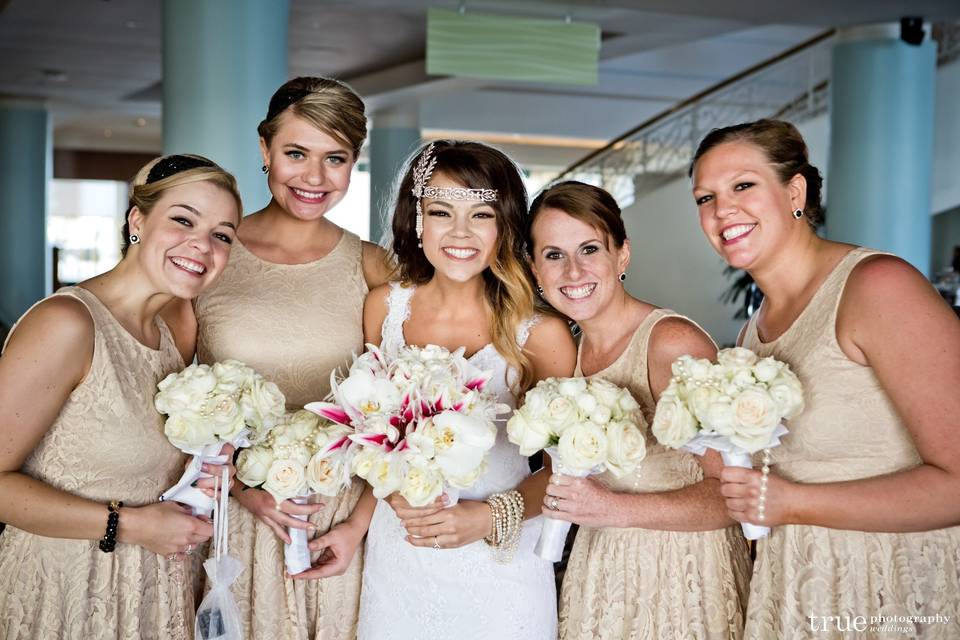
left=154, top=360, right=286, bottom=516
left=506, top=377, right=647, bottom=561
left=235, top=409, right=354, bottom=574
left=651, top=347, right=803, bottom=539
left=306, top=344, right=505, bottom=510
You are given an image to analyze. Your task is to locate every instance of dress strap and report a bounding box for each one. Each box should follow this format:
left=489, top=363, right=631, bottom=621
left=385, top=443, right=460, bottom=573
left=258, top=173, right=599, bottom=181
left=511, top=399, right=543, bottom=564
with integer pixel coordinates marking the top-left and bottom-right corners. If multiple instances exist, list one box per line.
left=515, top=313, right=541, bottom=349
left=380, top=282, right=414, bottom=357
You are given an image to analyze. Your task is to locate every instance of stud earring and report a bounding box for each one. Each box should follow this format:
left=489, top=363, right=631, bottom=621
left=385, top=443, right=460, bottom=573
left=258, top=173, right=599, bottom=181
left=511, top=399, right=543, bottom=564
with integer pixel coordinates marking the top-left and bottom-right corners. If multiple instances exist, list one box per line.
left=261, top=165, right=269, bottom=174
left=618, top=272, right=627, bottom=282
left=536, top=284, right=544, bottom=295
left=792, top=208, right=803, bottom=220
left=128, top=234, right=140, bottom=245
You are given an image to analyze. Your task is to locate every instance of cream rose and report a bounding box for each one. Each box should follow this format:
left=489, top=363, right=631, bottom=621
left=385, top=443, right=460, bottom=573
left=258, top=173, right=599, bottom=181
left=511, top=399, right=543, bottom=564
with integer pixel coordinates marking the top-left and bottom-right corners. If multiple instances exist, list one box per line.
left=236, top=446, right=274, bottom=486
left=556, top=422, right=608, bottom=473
left=163, top=411, right=214, bottom=449
left=369, top=453, right=403, bottom=499
left=400, top=461, right=444, bottom=507
left=604, top=419, right=647, bottom=477
left=306, top=453, right=345, bottom=496
left=263, top=458, right=307, bottom=503
left=729, top=387, right=780, bottom=453
left=205, top=393, right=245, bottom=441
left=768, top=380, right=804, bottom=419
left=651, top=394, right=699, bottom=449
left=211, top=360, right=254, bottom=395
left=588, top=379, right=621, bottom=410
left=240, top=378, right=286, bottom=432
left=704, top=399, right=735, bottom=436
left=718, top=347, right=758, bottom=368
left=351, top=447, right=380, bottom=480
left=543, top=396, right=578, bottom=433
left=589, top=404, right=612, bottom=425
left=575, top=392, right=598, bottom=415
left=155, top=365, right=218, bottom=415
left=752, top=357, right=782, bottom=383
left=557, top=377, right=587, bottom=398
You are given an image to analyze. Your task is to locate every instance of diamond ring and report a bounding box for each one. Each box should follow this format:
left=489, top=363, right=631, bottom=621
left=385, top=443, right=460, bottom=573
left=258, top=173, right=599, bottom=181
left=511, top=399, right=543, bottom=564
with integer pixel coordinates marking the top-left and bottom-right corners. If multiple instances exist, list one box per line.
left=549, top=497, right=560, bottom=511
left=433, top=536, right=441, bottom=550
left=185, top=544, right=193, bottom=555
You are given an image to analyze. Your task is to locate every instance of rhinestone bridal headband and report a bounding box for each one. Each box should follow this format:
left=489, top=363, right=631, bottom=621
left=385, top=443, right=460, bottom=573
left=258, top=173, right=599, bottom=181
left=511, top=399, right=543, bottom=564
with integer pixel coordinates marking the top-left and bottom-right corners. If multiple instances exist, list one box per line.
left=410, top=143, right=499, bottom=247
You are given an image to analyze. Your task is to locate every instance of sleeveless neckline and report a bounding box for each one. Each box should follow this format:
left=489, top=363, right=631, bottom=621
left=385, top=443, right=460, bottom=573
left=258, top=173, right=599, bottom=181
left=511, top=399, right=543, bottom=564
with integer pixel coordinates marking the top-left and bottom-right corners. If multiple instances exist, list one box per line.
left=234, top=227, right=349, bottom=268
left=576, top=307, right=668, bottom=378
left=393, top=284, right=500, bottom=362
left=71, top=285, right=172, bottom=354
left=751, top=246, right=863, bottom=346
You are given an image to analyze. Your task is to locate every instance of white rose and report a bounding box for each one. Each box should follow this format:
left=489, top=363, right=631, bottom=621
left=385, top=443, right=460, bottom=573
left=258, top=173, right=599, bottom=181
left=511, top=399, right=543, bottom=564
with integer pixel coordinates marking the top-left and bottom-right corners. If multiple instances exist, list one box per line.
left=164, top=411, right=215, bottom=449
left=587, top=379, right=621, bottom=410
left=263, top=458, right=307, bottom=504
left=543, top=396, right=578, bottom=433
left=204, top=394, right=245, bottom=441
left=351, top=447, right=380, bottom=480
left=236, top=446, right=274, bottom=487
left=446, top=460, right=487, bottom=489
left=274, top=443, right=312, bottom=467
left=651, top=394, right=699, bottom=449
left=155, top=365, right=217, bottom=415
left=520, top=387, right=549, bottom=416
left=273, top=410, right=318, bottom=447
left=506, top=411, right=552, bottom=456
left=616, top=389, right=641, bottom=417
left=729, top=388, right=780, bottom=453
left=686, top=386, right=716, bottom=424
left=589, top=404, right=612, bottom=425
left=368, top=453, right=403, bottom=499
left=604, top=419, right=647, bottom=477
left=556, top=422, right=608, bottom=473
left=240, top=377, right=286, bottom=432
left=688, top=358, right=714, bottom=381
left=400, top=460, right=444, bottom=507
left=557, top=377, right=588, bottom=398
left=768, top=379, right=804, bottom=420
left=703, top=399, right=736, bottom=436
left=306, top=452, right=345, bottom=497
left=211, top=360, right=255, bottom=395
left=752, top=357, right=782, bottom=383
left=731, top=368, right=757, bottom=389
left=575, top=392, right=598, bottom=415
left=718, top=347, right=759, bottom=368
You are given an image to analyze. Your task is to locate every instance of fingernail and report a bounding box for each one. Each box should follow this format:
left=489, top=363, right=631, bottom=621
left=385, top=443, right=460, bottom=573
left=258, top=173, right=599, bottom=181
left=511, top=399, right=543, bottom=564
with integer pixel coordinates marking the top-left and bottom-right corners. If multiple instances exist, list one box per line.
left=190, top=481, right=198, bottom=487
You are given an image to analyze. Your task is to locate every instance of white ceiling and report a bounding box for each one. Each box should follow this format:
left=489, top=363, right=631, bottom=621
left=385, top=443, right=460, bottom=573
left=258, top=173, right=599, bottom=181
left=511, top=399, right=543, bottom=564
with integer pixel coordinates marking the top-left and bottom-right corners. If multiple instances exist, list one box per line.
left=1, top=0, right=957, bottom=166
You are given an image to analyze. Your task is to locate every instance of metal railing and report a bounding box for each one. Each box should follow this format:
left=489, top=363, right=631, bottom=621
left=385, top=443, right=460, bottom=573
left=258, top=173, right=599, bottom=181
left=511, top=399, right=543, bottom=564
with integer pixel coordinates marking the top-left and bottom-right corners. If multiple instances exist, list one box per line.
left=553, top=21, right=959, bottom=208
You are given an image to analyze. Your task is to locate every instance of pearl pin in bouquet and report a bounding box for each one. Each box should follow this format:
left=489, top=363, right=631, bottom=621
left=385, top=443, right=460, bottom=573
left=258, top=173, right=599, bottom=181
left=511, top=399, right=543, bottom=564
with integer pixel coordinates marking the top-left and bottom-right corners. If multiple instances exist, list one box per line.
left=651, top=347, right=803, bottom=539
left=506, top=377, right=647, bottom=562
left=154, top=360, right=286, bottom=516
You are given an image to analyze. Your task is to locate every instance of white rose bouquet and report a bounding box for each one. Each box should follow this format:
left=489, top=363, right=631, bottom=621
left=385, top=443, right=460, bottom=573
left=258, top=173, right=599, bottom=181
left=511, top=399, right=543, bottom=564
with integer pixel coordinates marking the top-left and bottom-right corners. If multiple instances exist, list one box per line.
left=154, top=360, right=286, bottom=516
left=304, top=344, right=505, bottom=510
left=651, top=347, right=803, bottom=539
left=506, top=377, right=647, bottom=562
left=234, top=409, right=353, bottom=574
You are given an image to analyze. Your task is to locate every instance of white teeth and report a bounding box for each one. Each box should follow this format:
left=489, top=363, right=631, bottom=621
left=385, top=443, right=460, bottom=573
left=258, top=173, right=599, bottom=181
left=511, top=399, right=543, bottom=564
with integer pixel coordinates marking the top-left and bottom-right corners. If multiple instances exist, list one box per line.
left=443, top=247, right=478, bottom=259
left=721, top=224, right=756, bottom=241
left=170, top=257, right=206, bottom=274
left=560, top=284, right=595, bottom=300
left=293, top=188, right=325, bottom=200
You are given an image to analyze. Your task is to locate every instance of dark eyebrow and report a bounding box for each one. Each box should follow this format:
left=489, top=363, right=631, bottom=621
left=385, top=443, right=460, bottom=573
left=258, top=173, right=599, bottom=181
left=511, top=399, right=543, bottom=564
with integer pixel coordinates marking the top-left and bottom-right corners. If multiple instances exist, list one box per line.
left=283, top=143, right=350, bottom=156
left=171, top=203, right=237, bottom=230
left=427, top=200, right=494, bottom=210
left=539, top=238, right=602, bottom=253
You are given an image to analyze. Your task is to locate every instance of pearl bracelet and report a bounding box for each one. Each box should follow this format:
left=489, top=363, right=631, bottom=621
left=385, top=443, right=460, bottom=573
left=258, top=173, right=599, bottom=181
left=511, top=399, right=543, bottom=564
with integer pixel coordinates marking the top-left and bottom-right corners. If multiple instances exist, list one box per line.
left=757, top=448, right=771, bottom=522
left=484, top=490, right=524, bottom=563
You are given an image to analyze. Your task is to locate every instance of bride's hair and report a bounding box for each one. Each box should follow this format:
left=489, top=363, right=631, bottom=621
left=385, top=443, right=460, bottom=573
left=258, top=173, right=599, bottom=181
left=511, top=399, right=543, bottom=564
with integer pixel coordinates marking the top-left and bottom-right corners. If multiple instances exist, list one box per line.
left=390, top=140, right=536, bottom=394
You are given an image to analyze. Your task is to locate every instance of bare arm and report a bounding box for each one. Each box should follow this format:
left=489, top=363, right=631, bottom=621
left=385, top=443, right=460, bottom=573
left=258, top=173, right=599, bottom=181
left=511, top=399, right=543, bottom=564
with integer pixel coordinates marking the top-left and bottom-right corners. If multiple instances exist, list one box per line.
left=547, top=315, right=733, bottom=531
left=361, top=242, right=395, bottom=291
left=725, top=256, right=960, bottom=532
left=0, top=298, right=211, bottom=555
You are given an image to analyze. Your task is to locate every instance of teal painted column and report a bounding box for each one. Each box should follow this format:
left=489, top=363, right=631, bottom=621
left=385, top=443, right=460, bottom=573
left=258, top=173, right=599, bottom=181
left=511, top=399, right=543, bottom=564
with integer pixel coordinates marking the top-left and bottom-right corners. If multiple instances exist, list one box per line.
left=827, top=24, right=936, bottom=274
left=369, top=106, right=421, bottom=244
left=162, top=0, right=289, bottom=213
left=0, top=102, right=50, bottom=327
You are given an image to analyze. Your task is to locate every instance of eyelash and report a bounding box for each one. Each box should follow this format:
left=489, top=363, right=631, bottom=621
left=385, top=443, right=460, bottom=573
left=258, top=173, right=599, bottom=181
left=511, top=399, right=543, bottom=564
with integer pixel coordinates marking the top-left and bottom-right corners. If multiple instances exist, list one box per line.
left=695, top=182, right=754, bottom=206
left=425, top=210, right=495, bottom=219
left=544, top=245, right=599, bottom=260
left=172, top=216, right=232, bottom=244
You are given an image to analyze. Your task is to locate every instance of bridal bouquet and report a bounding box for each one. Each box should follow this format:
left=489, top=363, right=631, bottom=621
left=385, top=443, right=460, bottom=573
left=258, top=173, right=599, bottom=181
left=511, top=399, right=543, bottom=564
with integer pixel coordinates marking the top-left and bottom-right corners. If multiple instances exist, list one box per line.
left=651, top=347, right=803, bottom=539
left=154, top=360, right=286, bottom=516
left=304, top=344, right=505, bottom=509
left=506, top=377, right=647, bottom=562
left=235, top=409, right=354, bottom=574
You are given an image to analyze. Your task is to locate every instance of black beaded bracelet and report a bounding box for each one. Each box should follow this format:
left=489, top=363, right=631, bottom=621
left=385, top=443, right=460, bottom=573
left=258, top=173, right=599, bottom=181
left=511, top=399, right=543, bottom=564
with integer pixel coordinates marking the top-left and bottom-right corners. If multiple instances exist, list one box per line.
left=98, top=500, right=123, bottom=553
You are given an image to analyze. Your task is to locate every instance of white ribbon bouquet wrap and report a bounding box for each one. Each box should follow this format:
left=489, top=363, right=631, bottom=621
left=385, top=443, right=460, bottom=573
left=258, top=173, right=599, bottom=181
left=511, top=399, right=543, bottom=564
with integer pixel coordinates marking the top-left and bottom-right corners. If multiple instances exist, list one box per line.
left=154, top=360, right=286, bottom=516
left=235, top=410, right=357, bottom=575
left=304, top=344, right=504, bottom=518
left=651, top=348, right=804, bottom=540
left=195, top=467, right=244, bottom=640
left=506, top=377, right=648, bottom=562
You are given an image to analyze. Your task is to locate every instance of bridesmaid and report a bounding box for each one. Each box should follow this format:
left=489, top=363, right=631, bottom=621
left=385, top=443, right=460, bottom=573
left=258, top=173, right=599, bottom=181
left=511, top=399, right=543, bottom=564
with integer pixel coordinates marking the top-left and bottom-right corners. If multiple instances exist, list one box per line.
left=0, top=155, right=241, bottom=639
left=529, top=181, right=751, bottom=639
left=192, top=76, right=391, bottom=640
left=690, top=119, right=960, bottom=639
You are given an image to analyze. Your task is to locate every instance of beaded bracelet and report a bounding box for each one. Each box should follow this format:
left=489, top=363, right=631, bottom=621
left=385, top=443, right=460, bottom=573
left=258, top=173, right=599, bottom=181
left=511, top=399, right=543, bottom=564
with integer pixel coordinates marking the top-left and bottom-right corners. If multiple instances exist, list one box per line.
left=98, top=500, right=123, bottom=553
left=484, top=490, right=524, bottom=563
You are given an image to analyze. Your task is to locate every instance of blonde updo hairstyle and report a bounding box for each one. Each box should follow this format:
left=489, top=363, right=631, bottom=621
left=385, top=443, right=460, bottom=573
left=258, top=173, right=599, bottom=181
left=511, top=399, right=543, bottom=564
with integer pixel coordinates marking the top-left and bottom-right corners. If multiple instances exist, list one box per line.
left=121, top=154, right=242, bottom=256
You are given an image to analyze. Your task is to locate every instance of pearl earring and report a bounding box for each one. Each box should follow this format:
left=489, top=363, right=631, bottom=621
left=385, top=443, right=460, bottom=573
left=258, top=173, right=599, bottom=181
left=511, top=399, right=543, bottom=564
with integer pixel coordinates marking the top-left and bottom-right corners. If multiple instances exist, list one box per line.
left=792, top=208, right=803, bottom=220
left=618, top=272, right=626, bottom=282
left=128, top=234, right=140, bottom=245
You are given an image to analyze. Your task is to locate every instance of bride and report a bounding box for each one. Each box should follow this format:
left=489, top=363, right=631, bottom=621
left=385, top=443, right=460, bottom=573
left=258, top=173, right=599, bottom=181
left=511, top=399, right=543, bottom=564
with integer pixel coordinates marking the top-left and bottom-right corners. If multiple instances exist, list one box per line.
left=355, top=140, right=576, bottom=639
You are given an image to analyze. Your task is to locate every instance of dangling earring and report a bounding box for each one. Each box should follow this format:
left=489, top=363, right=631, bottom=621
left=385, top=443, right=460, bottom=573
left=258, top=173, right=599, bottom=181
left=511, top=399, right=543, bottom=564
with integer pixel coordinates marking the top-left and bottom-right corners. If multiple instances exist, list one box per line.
left=792, top=208, right=803, bottom=220
left=261, top=164, right=270, bottom=174
left=415, top=205, right=424, bottom=248
left=618, top=272, right=627, bottom=282
left=536, top=284, right=544, bottom=295
left=128, top=234, right=141, bottom=245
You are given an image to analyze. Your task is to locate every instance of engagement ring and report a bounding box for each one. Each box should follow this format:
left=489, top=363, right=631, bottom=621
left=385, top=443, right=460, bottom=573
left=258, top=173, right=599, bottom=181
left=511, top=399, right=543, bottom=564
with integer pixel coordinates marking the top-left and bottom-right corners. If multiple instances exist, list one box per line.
left=433, top=536, right=441, bottom=550
left=549, top=497, right=560, bottom=511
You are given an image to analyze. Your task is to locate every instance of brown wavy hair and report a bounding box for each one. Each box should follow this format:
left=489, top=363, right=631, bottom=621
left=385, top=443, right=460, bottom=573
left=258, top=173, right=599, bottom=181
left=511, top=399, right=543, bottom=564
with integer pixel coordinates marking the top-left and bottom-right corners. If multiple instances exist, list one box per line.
left=391, top=140, right=536, bottom=394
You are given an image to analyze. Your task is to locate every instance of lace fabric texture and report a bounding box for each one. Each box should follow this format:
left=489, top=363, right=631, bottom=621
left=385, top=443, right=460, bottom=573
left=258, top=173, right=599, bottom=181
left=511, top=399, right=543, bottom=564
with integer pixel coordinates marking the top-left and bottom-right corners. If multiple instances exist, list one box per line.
left=560, top=308, right=752, bottom=640
left=0, top=286, right=193, bottom=640
left=357, top=282, right=557, bottom=640
left=739, top=247, right=960, bottom=640
left=195, top=231, right=368, bottom=640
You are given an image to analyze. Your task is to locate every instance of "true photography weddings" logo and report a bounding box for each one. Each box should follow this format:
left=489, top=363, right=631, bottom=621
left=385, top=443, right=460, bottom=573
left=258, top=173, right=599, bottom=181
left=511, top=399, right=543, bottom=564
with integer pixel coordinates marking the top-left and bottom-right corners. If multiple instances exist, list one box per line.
left=808, top=613, right=953, bottom=634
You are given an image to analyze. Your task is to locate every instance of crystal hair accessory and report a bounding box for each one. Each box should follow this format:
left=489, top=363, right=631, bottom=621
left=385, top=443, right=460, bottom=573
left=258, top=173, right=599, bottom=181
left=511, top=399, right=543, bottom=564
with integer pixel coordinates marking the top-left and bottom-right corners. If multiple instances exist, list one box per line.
left=421, top=186, right=498, bottom=202
left=411, top=143, right=438, bottom=246
left=146, top=155, right=215, bottom=185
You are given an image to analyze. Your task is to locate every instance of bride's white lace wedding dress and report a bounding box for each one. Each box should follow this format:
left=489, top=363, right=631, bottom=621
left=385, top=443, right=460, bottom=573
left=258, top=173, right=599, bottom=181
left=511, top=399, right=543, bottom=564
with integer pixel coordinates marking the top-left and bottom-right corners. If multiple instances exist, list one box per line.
left=357, top=283, right=557, bottom=640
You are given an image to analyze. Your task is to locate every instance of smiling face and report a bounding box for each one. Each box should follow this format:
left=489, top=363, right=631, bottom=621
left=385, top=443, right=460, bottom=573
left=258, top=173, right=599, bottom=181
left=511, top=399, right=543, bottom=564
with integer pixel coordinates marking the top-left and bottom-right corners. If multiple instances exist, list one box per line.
left=420, top=170, right=499, bottom=283
left=692, top=141, right=805, bottom=271
left=127, top=181, right=239, bottom=299
left=260, top=112, right=355, bottom=221
left=530, top=207, right=630, bottom=323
